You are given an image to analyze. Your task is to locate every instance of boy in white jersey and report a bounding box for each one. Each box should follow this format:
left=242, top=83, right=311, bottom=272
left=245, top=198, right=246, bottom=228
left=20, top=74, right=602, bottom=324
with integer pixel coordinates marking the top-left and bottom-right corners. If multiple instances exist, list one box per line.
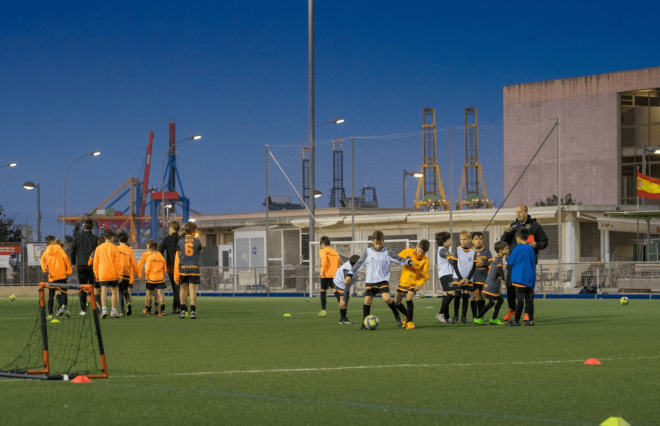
left=334, top=255, right=360, bottom=324
left=448, top=230, right=476, bottom=324
left=435, top=232, right=456, bottom=323
left=344, top=231, right=416, bottom=330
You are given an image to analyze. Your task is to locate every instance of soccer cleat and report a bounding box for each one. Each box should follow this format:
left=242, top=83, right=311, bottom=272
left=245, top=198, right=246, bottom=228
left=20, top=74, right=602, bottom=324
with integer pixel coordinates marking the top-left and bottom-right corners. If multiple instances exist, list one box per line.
left=395, top=316, right=404, bottom=328
left=461, top=317, right=469, bottom=324
left=437, top=314, right=447, bottom=323
left=405, top=321, right=415, bottom=330
left=339, top=319, right=353, bottom=325
left=359, top=324, right=367, bottom=330
left=451, top=316, right=458, bottom=324
left=523, top=313, right=530, bottom=322
left=56, top=307, right=65, bottom=317
left=158, top=311, right=167, bottom=317
left=154, top=309, right=159, bottom=315
left=79, top=311, right=86, bottom=316
left=190, top=311, right=196, bottom=319
left=65, top=310, right=70, bottom=318
left=318, top=310, right=327, bottom=317
left=174, top=308, right=181, bottom=315
left=473, top=318, right=486, bottom=325
left=101, top=311, right=107, bottom=319
left=46, top=315, right=53, bottom=320
left=490, top=319, right=506, bottom=325
left=526, top=320, right=535, bottom=326
left=119, top=312, right=124, bottom=317
left=179, top=310, right=186, bottom=319
left=111, top=311, right=120, bottom=318
left=506, top=320, right=521, bottom=327
left=503, top=309, right=515, bottom=321
left=402, top=319, right=409, bottom=328
left=127, top=303, right=132, bottom=317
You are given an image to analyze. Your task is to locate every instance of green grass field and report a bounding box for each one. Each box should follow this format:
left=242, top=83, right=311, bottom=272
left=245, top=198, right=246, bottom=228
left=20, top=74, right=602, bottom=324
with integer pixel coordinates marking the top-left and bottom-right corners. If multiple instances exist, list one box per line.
left=0, top=296, right=658, bottom=426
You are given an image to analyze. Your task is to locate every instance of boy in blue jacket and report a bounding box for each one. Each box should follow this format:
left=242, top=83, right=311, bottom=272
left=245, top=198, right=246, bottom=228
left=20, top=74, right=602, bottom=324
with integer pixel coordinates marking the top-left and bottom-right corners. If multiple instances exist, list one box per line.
left=506, top=228, right=536, bottom=326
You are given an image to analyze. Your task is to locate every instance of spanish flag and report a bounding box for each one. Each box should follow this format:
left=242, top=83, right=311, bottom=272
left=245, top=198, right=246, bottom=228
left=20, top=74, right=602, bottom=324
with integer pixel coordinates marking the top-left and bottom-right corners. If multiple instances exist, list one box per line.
left=637, top=171, right=660, bottom=199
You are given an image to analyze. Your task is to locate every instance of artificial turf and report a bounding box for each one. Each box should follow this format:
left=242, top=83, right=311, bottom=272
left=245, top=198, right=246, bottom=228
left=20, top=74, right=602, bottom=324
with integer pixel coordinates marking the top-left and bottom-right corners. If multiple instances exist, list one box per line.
left=0, top=296, right=658, bottom=426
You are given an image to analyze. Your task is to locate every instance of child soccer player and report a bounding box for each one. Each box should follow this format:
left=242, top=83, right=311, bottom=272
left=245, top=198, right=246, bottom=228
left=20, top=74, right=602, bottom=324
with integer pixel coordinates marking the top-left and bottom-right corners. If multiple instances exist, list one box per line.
left=159, top=221, right=181, bottom=314
left=88, top=236, right=105, bottom=310
left=318, top=236, right=341, bottom=317
left=334, top=254, right=360, bottom=324
left=471, top=232, right=492, bottom=321
left=474, top=241, right=508, bottom=325
left=144, top=241, right=167, bottom=316
left=93, top=229, right=124, bottom=319
left=40, top=235, right=73, bottom=319
left=449, top=230, right=476, bottom=324
left=117, top=232, right=138, bottom=316
left=506, top=228, right=537, bottom=326
left=175, top=222, right=202, bottom=319
left=71, top=218, right=98, bottom=316
left=344, top=231, right=416, bottom=330
left=394, top=239, right=430, bottom=330
left=137, top=239, right=158, bottom=315
left=435, top=232, right=455, bottom=323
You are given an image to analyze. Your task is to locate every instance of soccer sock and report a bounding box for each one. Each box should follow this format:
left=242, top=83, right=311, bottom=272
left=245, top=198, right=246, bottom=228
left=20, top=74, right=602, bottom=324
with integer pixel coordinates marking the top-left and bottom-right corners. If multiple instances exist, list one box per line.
left=470, top=300, right=478, bottom=318
left=80, top=292, right=87, bottom=310
left=477, top=300, right=486, bottom=316
left=340, top=308, right=347, bottom=320
left=147, top=306, right=152, bottom=314
left=363, top=304, right=370, bottom=320
left=387, top=301, right=400, bottom=318
left=119, top=292, right=125, bottom=313
left=461, top=294, right=469, bottom=318
left=478, top=300, right=494, bottom=319
left=161, top=304, right=165, bottom=313
left=453, top=294, right=460, bottom=317
left=191, top=305, right=196, bottom=312
left=321, top=291, right=327, bottom=310
left=493, top=297, right=504, bottom=319
left=62, top=293, right=68, bottom=307
left=406, top=300, right=414, bottom=322
left=56, top=294, right=63, bottom=309
left=439, top=294, right=453, bottom=316
left=181, top=304, right=187, bottom=312
left=95, top=294, right=102, bottom=309
left=396, top=303, right=408, bottom=318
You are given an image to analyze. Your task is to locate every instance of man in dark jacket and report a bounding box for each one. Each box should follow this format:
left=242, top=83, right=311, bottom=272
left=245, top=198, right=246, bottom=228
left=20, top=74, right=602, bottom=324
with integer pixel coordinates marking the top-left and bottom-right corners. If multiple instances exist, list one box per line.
left=500, top=205, right=548, bottom=320
left=71, top=218, right=99, bottom=314
left=159, top=221, right=181, bottom=314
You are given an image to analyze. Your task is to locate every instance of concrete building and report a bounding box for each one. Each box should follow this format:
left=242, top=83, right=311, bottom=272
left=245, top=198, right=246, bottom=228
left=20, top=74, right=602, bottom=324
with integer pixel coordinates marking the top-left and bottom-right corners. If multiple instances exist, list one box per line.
left=504, top=66, right=660, bottom=208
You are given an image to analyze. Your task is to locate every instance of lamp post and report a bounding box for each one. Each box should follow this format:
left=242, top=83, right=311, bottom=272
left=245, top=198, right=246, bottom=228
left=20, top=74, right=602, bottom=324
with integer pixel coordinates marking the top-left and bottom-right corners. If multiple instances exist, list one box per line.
left=641, top=145, right=660, bottom=206
left=64, top=152, right=100, bottom=239
left=1, top=163, right=17, bottom=168
left=160, top=135, right=201, bottom=226
left=23, top=182, right=41, bottom=242
left=403, top=170, right=423, bottom=208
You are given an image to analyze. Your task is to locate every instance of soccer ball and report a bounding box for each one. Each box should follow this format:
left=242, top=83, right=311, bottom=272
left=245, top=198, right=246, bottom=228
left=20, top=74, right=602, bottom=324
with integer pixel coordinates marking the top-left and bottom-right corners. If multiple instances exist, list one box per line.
left=8, top=295, right=15, bottom=301
left=620, top=297, right=629, bottom=305
left=356, top=292, right=363, bottom=297
left=419, top=293, right=425, bottom=299
left=363, top=315, right=379, bottom=330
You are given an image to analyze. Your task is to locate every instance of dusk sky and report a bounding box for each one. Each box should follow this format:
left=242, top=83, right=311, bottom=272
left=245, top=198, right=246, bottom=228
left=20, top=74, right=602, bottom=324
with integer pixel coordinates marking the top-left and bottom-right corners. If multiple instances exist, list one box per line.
left=1, top=1, right=659, bottom=239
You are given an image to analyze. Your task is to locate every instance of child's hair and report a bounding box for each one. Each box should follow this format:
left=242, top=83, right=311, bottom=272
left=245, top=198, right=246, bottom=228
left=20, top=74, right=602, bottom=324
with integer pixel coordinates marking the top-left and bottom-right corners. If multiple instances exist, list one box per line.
left=97, top=236, right=105, bottom=245
left=45, top=235, right=56, bottom=244
left=516, top=228, right=530, bottom=240
left=148, top=242, right=158, bottom=251
left=182, top=222, right=198, bottom=235
left=459, top=230, right=470, bottom=238
left=320, top=236, right=331, bottom=246
left=83, top=218, right=94, bottom=230
left=435, top=232, right=451, bottom=246
left=349, top=255, right=360, bottom=266
left=371, top=230, right=384, bottom=241
left=494, top=241, right=508, bottom=254
left=118, top=232, right=129, bottom=243
left=103, top=229, right=116, bottom=239
left=471, top=232, right=483, bottom=240
left=169, top=221, right=181, bottom=232
left=56, top=239, right=64, bottom=247
left=145, top=239, right=156, bottom=247
left=418, top=239, right=430, bottom=253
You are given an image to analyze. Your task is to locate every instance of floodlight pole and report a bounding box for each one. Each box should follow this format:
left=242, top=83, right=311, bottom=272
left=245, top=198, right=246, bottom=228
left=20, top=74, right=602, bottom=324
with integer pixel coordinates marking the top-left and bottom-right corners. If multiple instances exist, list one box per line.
left=308, top=0, right=316, bottom=297
left=557, top=118, right=562, bottom=286
left=265, top=145, right=270, bottom=288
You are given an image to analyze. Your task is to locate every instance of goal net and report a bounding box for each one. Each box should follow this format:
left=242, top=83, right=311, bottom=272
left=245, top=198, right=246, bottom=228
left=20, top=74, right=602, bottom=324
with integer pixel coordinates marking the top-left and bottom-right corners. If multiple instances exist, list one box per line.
left=0, top=283, right=108, bottom=380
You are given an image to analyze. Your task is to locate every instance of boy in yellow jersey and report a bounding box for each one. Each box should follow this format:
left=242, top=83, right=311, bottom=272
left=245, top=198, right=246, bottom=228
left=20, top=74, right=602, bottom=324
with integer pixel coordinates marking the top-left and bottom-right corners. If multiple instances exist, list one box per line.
left=175, top=222, right=202, bottom=319
left=144, top=241, right=167, bottom=316
left=117, top=232, right=138, bottom=316
left=318, top=236, right=341, bottom=317
left=40, top=235, right=73, bottom=319
left=93, top=229, right=124, bottom=319
left=137, top=239, right=158, bottom=314
left=394, top=240, right=430, bottom=330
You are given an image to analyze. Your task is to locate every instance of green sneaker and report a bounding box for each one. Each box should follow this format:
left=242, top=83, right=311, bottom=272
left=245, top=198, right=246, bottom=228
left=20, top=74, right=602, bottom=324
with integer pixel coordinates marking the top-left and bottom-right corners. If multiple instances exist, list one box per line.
left=473, top=318, right=486, bottom=325
left=318, top=310, right=327, bottom=317
left=490, top=319, right=505, bottom=325
left=46, top=315, right=52, bottom=320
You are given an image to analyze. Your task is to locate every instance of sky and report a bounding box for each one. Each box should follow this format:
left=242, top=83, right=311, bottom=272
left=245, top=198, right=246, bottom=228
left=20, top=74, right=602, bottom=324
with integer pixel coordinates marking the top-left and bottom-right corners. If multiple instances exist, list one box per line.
left=1, top=0, right=659, bottom=239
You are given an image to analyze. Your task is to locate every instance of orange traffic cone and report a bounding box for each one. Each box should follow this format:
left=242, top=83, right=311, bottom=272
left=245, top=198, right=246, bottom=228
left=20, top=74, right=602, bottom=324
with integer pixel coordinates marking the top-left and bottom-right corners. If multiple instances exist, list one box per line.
left=71, top=375, right=92, bottom=383
left=584, top=358, right=602, bottom=365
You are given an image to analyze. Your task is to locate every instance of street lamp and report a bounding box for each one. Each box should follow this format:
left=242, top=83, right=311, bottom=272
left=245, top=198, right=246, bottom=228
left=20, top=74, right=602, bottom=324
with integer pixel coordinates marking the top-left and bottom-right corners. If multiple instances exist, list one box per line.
left=641, top=146, right=660, bottom=205
left=1, top=163, right=17, bottom=168
left=161, top=135, right=201, bottom=226
left=23, top=182, right=41, bottom=242
left=300, top=118, right=345, bottom=145
left=403, top=170, right=423, bottom=208
left=314, top=190, right=322, bottom=198
left=63, top=152, right=101, bottom=239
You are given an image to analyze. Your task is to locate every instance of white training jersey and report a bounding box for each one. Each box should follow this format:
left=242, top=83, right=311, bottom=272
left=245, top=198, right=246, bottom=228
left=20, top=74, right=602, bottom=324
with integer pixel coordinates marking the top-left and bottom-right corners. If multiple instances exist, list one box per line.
left=333, top=261, right=354, bottom=290
left=348, top=247, right=410, bottom=284
left=437, top=246, right=453, bottom=277
left=452, top=247, right=476, bottom=280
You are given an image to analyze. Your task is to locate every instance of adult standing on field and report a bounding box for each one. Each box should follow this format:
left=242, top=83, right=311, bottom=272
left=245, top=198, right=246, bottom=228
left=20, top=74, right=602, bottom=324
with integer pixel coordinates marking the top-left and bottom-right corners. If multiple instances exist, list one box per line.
left=500, top=204, right=548, bottom=321
left=159, top=221, right=181, bottom=314
left=71, top=218, right=99, bottom=314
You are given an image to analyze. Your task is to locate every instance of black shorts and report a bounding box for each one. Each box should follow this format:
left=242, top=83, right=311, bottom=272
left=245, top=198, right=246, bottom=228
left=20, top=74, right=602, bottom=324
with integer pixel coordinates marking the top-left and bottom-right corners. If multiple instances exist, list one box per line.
left=146, top=282, right=167, bottom=291
left=93, top=279, right=101, bottom=290
left=365, top=282, right=390, bottom=297
left=440, top=275, right=453, bottom=292
left=99, top=280, right=118, bottom=288
left=396, top=285, right=416, bottom=294
left=179, top=275, right=200, bottom=285
left=48, top=279, right=67, bottom=293
left=77, top=266, right=95, bottom=285
left=472, top=283, right=484, bottom=292
left=320, top=277, right=334, bottom=290
left=334, top=288, right=349, bottom=300
left=485, top=293, right=502, bottom=301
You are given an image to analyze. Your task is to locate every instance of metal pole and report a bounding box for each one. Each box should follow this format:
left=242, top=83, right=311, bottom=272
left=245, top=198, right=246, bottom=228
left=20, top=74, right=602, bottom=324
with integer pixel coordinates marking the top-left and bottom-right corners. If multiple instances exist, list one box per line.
left=308, top=0, right=316, bottom=297
left=351, top=137, right=355, bottom=241
left=642, top=150, right=646, bottom=206
left=403, top=170, right=406, bottom=209
left=449, top=128, right=453, bottom=239
left=557, top=118, right=562, bottom=288
left=37, top=184, right=41, bottom=242
left=265, top=145, right=270, bottom=289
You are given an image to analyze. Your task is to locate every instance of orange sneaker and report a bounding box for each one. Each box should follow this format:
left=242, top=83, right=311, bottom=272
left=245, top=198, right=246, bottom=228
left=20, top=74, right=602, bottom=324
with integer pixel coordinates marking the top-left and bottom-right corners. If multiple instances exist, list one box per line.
left=158, top=311, right=167, bottom=317
left=503, top=309, right=515, bottom=321
left=405, top=321, right=416, bottom=330
left=523, top=313, right=529, bottom=322
left=402, top=319, right=409, bottom=328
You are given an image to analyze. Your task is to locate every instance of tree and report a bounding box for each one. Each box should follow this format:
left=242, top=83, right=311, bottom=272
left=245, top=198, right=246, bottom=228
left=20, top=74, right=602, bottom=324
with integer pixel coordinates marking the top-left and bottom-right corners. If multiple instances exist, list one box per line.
left=0, top=205, right=23, bottom=242
left=534, top=193, right=580, bottom=207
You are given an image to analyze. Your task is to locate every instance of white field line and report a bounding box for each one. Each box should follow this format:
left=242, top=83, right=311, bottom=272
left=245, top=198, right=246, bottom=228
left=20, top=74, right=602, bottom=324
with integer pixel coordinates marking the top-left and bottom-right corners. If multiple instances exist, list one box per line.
left=112, top=355, right=660, bottom=379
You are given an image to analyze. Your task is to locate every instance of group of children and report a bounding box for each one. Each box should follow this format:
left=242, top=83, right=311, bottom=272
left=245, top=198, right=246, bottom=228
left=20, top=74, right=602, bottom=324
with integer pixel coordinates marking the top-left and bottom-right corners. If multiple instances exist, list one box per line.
left=318, top=227, right=537, bottom=329
left=39, top=218, right=203, bottom=321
